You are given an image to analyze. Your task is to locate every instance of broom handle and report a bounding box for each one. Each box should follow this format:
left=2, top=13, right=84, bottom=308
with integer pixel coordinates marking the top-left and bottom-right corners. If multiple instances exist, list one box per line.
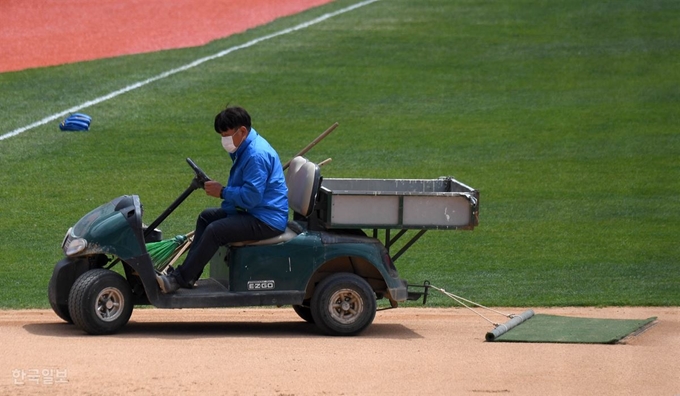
left=166, top=232, right=195, bottom=269
left=283, top=122, right=338, bottom=170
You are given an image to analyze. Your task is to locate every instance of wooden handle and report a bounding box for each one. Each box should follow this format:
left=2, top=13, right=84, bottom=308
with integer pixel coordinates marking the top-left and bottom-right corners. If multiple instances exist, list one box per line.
left=283, top=122, right=338, bottom=170
left=166, top=233, right=194, bottom=269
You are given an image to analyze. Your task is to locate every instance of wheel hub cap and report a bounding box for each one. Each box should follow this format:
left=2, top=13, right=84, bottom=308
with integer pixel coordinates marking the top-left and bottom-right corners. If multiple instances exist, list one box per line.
left=95, top=287, right=124, bottom=322
left=328, top=288, right=363, bottom=325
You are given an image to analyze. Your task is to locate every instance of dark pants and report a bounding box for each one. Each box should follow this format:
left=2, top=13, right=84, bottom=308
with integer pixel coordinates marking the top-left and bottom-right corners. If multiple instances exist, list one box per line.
left=174, top=208, right=282, bottom=287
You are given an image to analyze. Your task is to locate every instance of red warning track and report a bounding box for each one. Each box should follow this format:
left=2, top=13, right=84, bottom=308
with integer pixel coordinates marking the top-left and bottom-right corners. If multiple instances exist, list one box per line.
left=0, top=0, right=334, bottom=73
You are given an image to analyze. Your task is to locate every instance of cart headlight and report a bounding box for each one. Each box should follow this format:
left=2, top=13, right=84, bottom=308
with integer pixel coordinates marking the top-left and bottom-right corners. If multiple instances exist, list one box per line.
left=65, top=238, right=88, bottom=257
left=61, top=227, right=73, bottom=249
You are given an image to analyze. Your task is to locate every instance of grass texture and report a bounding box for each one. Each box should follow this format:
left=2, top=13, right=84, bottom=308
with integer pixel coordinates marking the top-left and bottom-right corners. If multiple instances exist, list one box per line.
left=0, top=0, right=678, bottom=308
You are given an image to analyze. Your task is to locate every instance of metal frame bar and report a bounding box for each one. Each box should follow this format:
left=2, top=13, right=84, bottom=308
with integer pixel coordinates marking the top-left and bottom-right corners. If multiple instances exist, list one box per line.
left=375, top=228, right=428, bottom=263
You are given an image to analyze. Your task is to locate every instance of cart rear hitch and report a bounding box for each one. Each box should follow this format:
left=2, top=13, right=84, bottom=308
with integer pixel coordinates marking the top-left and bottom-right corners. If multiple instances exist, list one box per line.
left=407, top=280, right=431, bottom=304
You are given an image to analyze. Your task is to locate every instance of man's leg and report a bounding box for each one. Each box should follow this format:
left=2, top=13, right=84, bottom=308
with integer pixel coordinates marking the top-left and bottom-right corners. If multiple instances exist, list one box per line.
left=187, top=207, right=228, bottom=261
left=175, top=213, right=282, bottom=287
left=168, top=207, right=227, bottom=287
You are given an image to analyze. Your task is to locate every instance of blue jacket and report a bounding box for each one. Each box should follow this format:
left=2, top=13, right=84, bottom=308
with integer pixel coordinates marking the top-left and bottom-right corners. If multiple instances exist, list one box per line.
left=220, top=129, right=288, bottom=232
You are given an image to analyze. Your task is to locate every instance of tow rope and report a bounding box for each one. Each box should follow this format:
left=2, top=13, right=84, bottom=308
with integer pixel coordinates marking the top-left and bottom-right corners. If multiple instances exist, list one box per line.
left=428, top=284, right=535, bottom=341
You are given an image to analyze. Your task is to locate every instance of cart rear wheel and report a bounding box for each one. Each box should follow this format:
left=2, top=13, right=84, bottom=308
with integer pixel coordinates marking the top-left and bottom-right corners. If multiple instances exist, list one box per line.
left=68, top=269, right=133, bottom=335
left=310, top=273, right=376, bottom=336
left=293, top=304, right=315, bottom=323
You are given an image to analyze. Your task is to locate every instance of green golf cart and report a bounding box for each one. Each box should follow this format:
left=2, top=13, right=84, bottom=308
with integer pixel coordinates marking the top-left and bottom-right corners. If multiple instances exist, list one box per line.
left=48, top=156, right=478, bottom=336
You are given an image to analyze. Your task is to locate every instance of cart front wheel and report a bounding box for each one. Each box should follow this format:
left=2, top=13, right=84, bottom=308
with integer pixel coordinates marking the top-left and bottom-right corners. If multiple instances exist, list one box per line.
left=310, top=273, right=376, bottom=336
left=48, top=273, right=73, bottom=324
left=68, top=269, right=133, bottom=335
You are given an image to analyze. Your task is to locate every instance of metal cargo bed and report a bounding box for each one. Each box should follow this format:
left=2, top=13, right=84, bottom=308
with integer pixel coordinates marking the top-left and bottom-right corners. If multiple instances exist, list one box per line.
left=318, top=177, right=479, bottom=230
left=316, top=177, right=479, bottom=262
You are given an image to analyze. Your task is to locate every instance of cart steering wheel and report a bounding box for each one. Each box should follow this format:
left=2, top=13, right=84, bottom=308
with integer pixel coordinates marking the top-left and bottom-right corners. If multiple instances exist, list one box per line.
left=186, top=158, right=212, bottom=189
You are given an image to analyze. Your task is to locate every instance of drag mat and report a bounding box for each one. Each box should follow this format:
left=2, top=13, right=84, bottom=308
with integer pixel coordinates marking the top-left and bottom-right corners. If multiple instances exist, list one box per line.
left=489, top=314, right=657, bottom=343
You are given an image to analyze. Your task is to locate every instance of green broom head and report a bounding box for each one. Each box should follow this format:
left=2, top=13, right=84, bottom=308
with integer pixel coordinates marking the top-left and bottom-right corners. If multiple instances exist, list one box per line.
left=146, top=234, right=188, bottom=270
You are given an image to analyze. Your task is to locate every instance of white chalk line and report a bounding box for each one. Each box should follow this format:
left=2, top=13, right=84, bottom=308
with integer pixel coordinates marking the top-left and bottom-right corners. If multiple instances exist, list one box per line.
left=0, top=0, right=379, bottom=142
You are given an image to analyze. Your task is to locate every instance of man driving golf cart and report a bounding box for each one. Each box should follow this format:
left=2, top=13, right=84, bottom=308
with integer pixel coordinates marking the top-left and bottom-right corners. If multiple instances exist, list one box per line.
left=50, top=108, right=476, bottom=336
left=156, top=106, right=288, bottom=293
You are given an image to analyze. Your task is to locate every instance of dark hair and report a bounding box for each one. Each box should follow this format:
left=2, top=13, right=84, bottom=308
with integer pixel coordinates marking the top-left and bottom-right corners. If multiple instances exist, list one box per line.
left=214, top=106, right=252, bottom=133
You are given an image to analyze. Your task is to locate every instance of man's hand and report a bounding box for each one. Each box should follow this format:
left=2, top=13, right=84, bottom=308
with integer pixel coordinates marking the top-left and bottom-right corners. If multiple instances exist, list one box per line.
left=204, top=180, right=224, bottom=198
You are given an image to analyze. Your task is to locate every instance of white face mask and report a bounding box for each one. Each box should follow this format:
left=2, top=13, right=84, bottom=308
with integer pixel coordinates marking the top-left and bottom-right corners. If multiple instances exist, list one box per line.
left=221, top=135, right=237, bottom=153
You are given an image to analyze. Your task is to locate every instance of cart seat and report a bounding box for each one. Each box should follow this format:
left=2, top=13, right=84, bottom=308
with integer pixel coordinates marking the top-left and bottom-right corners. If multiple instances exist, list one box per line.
left=231, top=223, right=299, bottom=247
left=286, top=156, right=321, bottom=218
left=231, top=156, right=320, bottom=247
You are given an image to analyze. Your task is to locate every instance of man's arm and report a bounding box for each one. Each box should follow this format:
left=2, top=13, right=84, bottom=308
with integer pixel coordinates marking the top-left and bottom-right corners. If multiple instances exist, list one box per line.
left=223, top=155, right=268, bottom=209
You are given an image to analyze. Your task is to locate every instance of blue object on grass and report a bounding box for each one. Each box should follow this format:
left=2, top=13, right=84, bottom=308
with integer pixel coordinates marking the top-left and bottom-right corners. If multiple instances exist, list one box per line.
left=59, top=113, right=92, bottom=131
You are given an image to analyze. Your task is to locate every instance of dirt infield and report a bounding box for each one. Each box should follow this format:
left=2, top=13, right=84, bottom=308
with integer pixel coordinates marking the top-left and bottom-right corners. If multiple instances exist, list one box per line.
left=3, top=2, right=679, bottom=394
left=0, top=0, right=334, bottom=73
left=1, top=307, right=678, bottom=395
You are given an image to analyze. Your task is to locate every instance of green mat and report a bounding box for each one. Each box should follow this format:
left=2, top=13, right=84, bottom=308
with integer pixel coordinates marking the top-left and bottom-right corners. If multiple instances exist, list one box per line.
left=490, top=314, right=656, bottom=344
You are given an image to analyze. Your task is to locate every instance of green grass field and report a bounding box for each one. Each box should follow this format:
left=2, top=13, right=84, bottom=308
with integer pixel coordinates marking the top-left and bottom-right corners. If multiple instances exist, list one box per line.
left=1, top=0, right=678, bottom=308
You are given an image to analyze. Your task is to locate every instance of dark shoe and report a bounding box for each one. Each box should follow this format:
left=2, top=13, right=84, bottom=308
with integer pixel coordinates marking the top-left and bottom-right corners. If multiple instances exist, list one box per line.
left=156, top=273, right=181, bottom=293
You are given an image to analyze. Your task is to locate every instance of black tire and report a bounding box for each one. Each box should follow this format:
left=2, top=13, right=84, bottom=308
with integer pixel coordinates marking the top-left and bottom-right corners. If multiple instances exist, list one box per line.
left=310, top=273, right=377, bottom=336
left=68, top=269, right=133, bottom=335
left=48, top=273, right=73, bottom=324
left=293, top=304, right=315, bottom=323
